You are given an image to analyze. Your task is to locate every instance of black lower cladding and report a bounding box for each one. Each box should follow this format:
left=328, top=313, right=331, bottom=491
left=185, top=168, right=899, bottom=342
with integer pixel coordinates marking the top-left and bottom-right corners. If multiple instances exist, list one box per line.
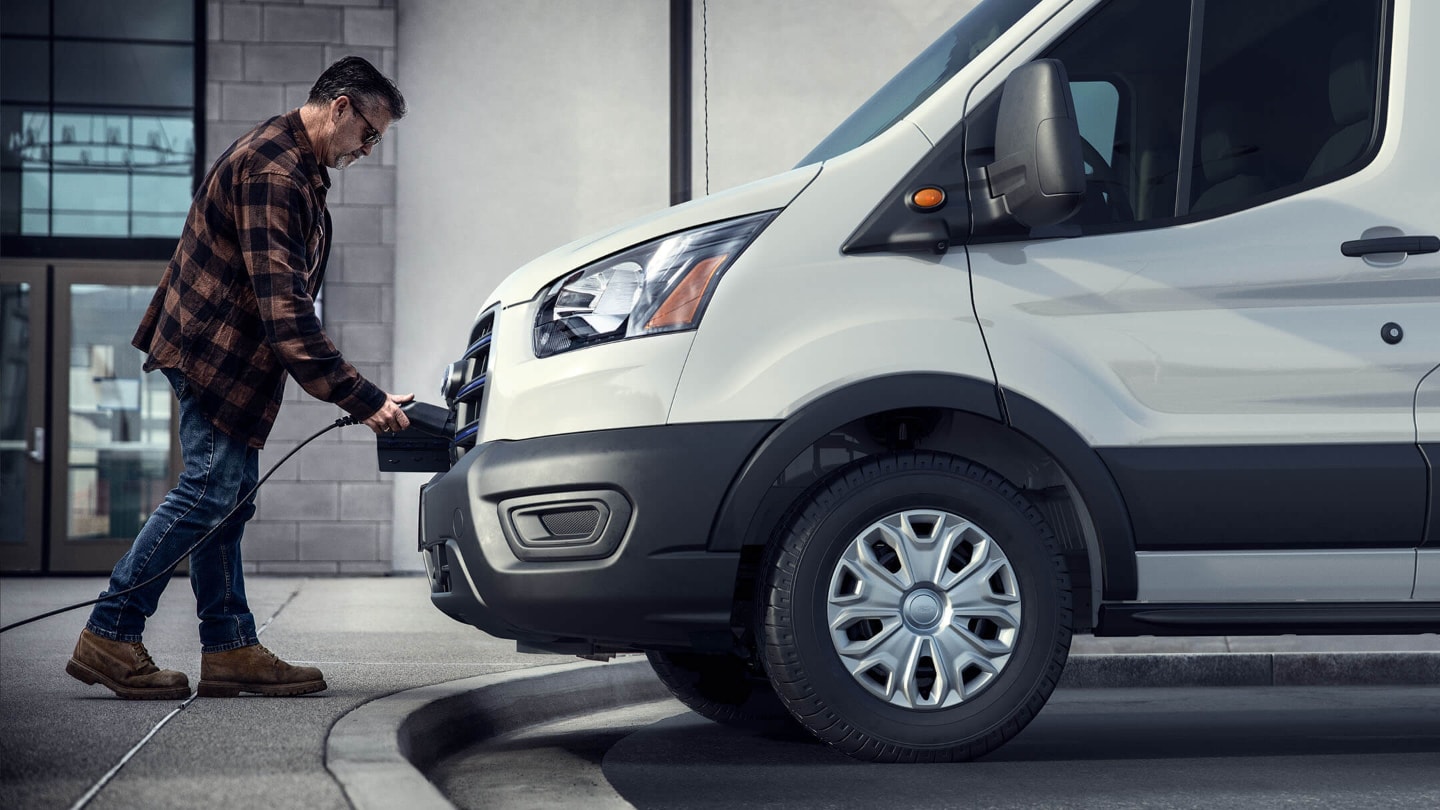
left=1099, top=443, right=1429, bottom=550
left=424, top=420, right=778, bottom=651
left=1425, top=444, right=1440, bottom=548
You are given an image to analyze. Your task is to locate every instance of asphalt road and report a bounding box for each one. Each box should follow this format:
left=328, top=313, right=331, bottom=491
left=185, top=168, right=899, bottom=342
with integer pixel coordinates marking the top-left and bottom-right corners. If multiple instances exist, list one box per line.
left=434, top=686, right=1440, bottom=809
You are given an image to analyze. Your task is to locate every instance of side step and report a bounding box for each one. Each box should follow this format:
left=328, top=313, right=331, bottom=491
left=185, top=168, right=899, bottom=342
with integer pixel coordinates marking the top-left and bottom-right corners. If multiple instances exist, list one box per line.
left=1096, top=602, right=1440, bottom=636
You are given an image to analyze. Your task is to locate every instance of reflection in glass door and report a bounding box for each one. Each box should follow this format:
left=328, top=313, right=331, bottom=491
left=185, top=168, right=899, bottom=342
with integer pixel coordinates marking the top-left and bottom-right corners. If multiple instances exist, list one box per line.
left=0, top=263, right=47, bottom=571
left=66, top=286, right=173, bottom=534
left=48, top=264, right=178, bottom=572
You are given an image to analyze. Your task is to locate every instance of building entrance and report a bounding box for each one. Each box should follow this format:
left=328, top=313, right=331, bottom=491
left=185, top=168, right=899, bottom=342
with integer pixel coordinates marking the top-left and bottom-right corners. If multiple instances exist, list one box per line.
left=0, top=260, right=178, bottom=572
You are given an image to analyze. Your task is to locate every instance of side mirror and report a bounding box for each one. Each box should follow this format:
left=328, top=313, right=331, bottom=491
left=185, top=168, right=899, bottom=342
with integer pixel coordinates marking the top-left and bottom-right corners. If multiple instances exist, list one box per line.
left=983, top=59, right=1084, bottom=228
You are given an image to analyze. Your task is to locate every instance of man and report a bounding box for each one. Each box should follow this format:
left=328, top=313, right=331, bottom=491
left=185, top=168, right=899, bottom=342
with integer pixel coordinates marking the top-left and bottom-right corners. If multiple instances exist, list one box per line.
left=65, top=57, right=412, bottom=700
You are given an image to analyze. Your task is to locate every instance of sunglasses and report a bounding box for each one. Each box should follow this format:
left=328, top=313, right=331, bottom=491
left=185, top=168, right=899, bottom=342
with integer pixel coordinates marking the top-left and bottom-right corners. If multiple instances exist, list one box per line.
left=352, top=106, right=383, bottom=147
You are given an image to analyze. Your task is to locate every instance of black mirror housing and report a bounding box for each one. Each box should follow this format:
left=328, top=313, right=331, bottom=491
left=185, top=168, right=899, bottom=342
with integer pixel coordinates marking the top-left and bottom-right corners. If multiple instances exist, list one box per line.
left=981, top=59, right=1085, bottom=228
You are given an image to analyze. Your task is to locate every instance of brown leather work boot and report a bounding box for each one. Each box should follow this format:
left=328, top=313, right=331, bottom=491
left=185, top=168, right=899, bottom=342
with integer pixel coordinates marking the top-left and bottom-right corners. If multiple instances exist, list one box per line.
left=66, top=628, right=191, bottom=700
left=197, top=643, right=326, bottom=697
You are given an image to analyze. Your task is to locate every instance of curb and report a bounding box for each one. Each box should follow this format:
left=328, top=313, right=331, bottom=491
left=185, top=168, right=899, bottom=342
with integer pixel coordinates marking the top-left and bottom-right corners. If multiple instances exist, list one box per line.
left=325, top=658, right=667, bottom=810
left=326, top=651, right=1439, bottom=809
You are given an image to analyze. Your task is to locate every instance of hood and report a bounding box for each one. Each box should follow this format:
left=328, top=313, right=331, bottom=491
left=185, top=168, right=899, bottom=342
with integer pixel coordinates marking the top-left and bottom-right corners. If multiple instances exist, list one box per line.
left=486, top=164, right=822, bottom=312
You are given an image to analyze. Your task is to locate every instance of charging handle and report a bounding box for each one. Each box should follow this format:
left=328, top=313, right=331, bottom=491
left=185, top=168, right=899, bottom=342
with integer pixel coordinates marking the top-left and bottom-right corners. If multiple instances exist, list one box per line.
left=399, top=401, right=452, bottom=439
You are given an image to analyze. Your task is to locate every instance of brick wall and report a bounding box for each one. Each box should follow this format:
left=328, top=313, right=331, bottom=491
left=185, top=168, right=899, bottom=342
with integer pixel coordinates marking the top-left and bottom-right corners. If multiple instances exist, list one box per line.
left=205, top=0, right=400, bottom=574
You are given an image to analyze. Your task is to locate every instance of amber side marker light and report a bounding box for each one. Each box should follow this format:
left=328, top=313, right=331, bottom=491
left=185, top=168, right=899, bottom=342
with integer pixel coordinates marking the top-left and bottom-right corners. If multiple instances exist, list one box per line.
left=645, top=254, right=729, bottom=330
left=910, top=187, right=946, bottom=211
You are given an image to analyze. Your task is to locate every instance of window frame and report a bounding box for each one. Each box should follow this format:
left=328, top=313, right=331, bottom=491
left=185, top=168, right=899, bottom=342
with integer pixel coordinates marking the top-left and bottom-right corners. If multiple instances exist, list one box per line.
left=0, top=0, right=206, bottom=260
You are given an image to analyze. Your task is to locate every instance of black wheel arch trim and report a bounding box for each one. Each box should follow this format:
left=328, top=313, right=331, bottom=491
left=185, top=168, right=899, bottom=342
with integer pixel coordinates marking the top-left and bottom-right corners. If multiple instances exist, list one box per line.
left=1002, top=389, right=1138, bottom=600
left=708, top=373, right=1139, bottom=600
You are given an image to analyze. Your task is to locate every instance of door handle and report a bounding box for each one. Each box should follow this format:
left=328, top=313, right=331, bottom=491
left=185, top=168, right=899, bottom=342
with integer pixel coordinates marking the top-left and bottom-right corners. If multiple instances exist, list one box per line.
left=1340, top=235, right=1440, bottom=257
left=27, top=427, right=44, bottom=463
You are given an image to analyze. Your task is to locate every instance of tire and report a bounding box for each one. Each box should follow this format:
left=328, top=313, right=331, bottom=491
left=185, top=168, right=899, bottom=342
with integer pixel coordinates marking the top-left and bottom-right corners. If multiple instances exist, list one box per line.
left=646, top=650, right=793, bottom=729
left=761, top=451, right=1072, bottom=762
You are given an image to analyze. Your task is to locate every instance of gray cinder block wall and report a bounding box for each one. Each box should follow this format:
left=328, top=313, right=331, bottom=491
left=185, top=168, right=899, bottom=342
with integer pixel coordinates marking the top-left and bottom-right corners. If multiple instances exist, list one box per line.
left=205, top=0, right=400, bottom=575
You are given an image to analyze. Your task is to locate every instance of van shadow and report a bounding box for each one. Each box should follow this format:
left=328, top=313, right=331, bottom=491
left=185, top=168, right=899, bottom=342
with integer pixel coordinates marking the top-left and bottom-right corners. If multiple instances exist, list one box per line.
left=599, top=687, right=1440, bottom=808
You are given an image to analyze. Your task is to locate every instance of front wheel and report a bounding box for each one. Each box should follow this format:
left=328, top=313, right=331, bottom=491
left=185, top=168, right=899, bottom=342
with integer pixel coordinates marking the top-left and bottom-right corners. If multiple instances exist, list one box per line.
left=761, top=452, right=1072, bottom=762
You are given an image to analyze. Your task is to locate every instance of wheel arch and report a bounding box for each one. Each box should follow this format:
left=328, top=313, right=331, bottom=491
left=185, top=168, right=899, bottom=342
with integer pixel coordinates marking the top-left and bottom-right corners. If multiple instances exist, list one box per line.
left=711, top=373, right=1138, bottom=636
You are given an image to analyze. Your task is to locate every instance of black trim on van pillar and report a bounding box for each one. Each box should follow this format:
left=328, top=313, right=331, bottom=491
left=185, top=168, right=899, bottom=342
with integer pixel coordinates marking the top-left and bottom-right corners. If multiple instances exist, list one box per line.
left=1001, top=389, right=1139, bottom=599
left=1425, top=443, right=1440, bottom=548
left=1098, top=444, right=1428, bottom=550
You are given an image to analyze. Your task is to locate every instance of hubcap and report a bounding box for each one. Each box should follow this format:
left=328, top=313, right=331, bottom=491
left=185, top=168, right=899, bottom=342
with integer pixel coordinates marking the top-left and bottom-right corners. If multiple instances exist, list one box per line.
left=902, top=589, right=945, bottom=632
left=826, top=509, right=1022, bottom=710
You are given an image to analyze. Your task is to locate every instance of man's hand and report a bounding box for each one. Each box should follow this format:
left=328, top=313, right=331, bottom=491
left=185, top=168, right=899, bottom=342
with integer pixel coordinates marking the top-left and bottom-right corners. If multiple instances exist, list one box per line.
left=363, top=392, right=415, bottom=434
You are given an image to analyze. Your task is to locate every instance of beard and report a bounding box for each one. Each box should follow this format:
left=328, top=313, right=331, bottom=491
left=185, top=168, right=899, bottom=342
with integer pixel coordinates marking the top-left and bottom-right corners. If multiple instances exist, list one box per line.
left=332, top=153, right=355, bottom=170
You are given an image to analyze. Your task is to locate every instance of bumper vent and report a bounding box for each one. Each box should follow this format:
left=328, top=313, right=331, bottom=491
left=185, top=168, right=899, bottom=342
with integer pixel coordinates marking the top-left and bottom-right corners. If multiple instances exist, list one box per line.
left=539, top=507, right=603, bottom=538
left=498, top=490, right=633, bottom=561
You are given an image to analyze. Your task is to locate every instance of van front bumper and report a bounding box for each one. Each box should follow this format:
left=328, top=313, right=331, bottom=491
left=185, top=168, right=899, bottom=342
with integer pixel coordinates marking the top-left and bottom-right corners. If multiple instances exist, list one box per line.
left=420, top=421, right=778, bottom=652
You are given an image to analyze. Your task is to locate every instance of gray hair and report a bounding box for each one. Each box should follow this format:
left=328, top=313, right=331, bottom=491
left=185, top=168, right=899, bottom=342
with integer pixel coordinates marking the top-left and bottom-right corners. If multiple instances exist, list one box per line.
left=307, top=56, right=407, bottom=119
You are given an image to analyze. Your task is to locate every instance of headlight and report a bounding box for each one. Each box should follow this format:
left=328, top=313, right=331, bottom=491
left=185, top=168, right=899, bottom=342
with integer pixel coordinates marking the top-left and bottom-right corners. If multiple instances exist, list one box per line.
left=533, top=211, right=777, bottom=358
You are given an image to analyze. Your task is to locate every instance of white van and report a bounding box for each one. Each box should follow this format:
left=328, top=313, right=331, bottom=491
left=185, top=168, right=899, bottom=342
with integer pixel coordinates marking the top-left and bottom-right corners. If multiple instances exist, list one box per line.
left=413, top=0, right=1440, bottom=761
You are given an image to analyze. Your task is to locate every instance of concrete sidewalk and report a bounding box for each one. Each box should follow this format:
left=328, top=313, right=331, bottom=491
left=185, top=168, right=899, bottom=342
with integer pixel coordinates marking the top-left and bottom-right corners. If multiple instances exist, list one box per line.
left=3, top=576, right=1437, bottom=809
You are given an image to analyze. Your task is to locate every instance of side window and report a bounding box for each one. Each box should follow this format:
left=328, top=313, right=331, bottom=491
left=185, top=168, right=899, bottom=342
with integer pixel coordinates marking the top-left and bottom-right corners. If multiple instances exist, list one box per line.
left=1072, top=81, right=1119, bottom=166
left=1070, top=80, right=1122, bottom=214
left=1189, top=0, right=1384, bottom=215
left=1042, top=0, right=1190, bottom=231
left=971, top=0, right=1387, bottom=241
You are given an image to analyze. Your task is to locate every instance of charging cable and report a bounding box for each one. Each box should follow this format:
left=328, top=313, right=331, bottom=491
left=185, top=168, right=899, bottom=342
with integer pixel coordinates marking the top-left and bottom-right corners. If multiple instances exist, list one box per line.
left=0, top=415, right=360, bottom=635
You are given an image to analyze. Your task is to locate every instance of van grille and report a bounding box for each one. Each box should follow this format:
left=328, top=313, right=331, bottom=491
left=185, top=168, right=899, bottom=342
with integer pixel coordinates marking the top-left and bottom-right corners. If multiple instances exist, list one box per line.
left=447, top=306, right=498, bottom=456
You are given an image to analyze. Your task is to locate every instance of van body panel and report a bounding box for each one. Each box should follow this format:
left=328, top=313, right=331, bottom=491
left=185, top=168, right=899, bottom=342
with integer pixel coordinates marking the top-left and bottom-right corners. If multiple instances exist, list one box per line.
left=969, top=189, right=1439, bottom=449
left=1416, top=550, right=1440, bottom=598
left=1416, top=369, right=1440, bottom=444
left=1135, top=549, right=1417, bottom=602
left=668, top=124, right=998, bottom=425
left=478, top=306, right=695, bottom=443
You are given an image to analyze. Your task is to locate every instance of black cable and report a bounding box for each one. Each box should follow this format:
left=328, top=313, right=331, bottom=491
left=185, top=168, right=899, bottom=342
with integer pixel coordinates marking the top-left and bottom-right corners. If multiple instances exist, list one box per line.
left=0, top=415, right=360, bottom=635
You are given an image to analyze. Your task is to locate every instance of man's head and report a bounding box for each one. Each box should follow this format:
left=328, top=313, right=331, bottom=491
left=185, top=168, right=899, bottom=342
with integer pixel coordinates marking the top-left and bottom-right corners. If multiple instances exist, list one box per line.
left=304, top=57, right=406, bottom=170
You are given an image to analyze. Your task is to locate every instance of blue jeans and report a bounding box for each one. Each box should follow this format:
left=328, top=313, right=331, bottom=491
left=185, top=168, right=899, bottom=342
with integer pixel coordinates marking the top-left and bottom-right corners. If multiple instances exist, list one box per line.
left=87, top=368, right=260, bottom=653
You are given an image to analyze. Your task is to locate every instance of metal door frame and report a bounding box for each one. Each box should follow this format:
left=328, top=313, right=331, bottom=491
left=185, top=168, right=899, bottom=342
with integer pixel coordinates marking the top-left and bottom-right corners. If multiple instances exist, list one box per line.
left=0, top=261, right=49, bottom=571
left=45, top=261, right=179, bottom=572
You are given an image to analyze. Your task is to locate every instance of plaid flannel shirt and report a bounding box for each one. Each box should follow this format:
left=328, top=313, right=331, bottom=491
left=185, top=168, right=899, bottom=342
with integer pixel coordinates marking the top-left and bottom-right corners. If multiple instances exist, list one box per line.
left=133, top=110, right=386, bottom=449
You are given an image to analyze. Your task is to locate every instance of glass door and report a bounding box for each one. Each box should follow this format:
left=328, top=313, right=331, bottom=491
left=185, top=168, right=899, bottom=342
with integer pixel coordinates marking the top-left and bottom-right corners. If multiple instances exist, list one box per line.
left=0, top=261, right=47, bottom=571
left=47, top=262, right=178, bottom=572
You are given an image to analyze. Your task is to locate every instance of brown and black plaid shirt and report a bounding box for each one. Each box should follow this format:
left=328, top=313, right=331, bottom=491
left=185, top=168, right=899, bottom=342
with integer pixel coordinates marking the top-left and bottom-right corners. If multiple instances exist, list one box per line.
left=134, top=109, right=386, bottom=448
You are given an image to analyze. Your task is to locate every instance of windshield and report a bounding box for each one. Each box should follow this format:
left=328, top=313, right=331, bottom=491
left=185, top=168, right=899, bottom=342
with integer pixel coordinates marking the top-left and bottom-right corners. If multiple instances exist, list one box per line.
left=796, top=0, right=1042, bottom=166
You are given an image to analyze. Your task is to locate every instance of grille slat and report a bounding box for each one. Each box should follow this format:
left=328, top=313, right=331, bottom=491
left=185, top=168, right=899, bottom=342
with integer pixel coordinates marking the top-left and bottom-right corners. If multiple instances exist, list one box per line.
left=447, top=307, right=499, bottom=453
left=456, top=374, right=487, bottom=403
left=463, top=334, right=492, bottom=361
